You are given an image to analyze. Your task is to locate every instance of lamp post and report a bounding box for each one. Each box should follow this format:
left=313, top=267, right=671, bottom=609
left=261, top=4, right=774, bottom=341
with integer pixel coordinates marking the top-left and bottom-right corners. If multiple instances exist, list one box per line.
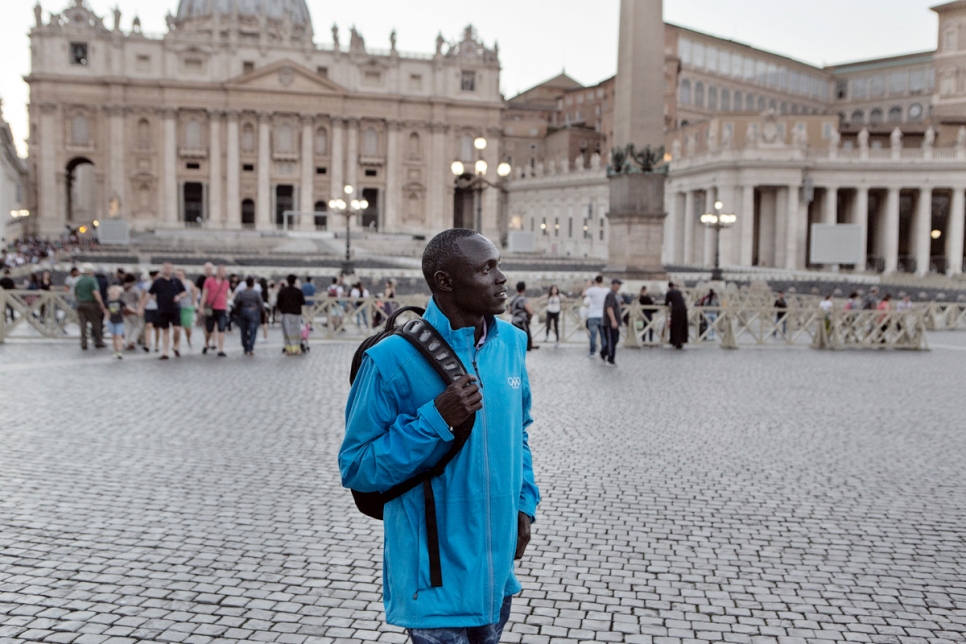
left=451, top=136, right=511, bottom=234
left=328, top=184, right=368, bottom=276
left=700, top=200, right=737, bottom=282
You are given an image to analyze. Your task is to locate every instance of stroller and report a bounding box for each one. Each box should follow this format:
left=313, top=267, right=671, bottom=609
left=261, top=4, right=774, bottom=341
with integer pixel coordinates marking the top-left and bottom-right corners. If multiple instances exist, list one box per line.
left=299, top=321, right=312, bottom=354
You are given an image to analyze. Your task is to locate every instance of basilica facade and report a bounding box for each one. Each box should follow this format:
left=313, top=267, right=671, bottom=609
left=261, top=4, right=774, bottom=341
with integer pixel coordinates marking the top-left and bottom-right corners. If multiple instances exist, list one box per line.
left=26, top=0, right=505, bottom=240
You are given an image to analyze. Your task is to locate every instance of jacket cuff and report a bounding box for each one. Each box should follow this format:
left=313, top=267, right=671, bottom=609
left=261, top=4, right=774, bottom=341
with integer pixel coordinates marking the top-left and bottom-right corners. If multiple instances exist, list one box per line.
left=518, top=496, right=538, bottom=523
left=422, top=399, right=456, bottom=442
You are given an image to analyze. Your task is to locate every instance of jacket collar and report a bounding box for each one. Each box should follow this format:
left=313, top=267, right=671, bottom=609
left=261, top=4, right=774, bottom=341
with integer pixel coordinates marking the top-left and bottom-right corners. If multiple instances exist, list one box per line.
left=423, top=297, right=500, bottom=351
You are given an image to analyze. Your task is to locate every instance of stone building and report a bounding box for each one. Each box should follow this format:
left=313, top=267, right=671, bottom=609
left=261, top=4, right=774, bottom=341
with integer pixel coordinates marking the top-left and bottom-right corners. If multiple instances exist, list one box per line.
left=506, top=6, right=966, bottom=275
left=0, top=102, right=28, bottom=246
left=25, top=0, right=505, bottom=240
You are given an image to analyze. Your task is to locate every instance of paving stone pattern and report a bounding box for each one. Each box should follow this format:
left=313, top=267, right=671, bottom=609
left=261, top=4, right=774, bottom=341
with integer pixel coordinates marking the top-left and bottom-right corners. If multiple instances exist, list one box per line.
left=1, top=333, right=965, bottom=644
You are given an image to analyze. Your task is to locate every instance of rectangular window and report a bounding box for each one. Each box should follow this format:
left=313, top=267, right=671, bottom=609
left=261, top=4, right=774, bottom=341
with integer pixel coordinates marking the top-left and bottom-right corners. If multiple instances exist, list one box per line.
left=889, top=71, right=908, bottom=95
left=693, top=43, right=705, bottom=69
left=732, top=54, right=743, bottom=78
left=836, top=79, right=848, bottom=100
left=70, top=42, right=88, bottom=66
left=317, top=66, right=328, bottom=78
left=706, top=47, right=718, bottom=73
left=568, top=218, right=573, bottom=238
left=719, top=51, right=731, bottom=76
left=744, top=57, right=754, bottom=81
left=184, top=58, right=204, bottom=73
left=136, top=54, right=150, bottom=72
left=461, top=70, right=476, bottom=92
left=542, top=217, right=548, bottom=236
left=554, top=217, right=559, bottom=237
left=679, top=38, right=692, bottom=65
left=243, top=61, right=255, bottom=74
left=364, top=70, right=382, bottom=85
left=186, top=162, right=200, bottom=170
left=910, top=69, right=926, bottom=93
left=767, top=63, right=778, bottom=87
left=599, top=218, right=605, bottom=241
left=778, top=67, right=788, bottom=90
left=869, top=74, right=885, bottom=97
left=576, top=94, right=584, bottom=104
left=316, top=167, right=327, bottom=175
left=243, top=163, right=254, bottom=172
left=852, top=77, right=868, bottom=98
left=755, top=60, right=767, bottom=85
left=365, top=169, right=378, bottom=177
left=409, top=73, right=423, bottom=90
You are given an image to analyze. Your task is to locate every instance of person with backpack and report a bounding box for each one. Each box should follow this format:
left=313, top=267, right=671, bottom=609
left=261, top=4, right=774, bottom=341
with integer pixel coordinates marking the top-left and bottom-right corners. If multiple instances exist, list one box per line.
left=509, top=281, right=538, bottom=351
left=339, top=228, right=539, bottom=642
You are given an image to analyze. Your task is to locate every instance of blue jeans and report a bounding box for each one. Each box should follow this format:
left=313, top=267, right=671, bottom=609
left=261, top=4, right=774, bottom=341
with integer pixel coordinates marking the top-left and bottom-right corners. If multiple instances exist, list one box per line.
left=587, top=317, right=603, bottom=354
left=408, top=596, right=512, bottom=644
left=239, top=307, right=260, bottom=352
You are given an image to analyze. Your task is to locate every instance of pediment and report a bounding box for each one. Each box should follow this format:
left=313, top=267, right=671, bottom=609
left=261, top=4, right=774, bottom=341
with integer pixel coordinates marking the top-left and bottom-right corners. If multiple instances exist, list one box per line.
left=227, top=60, right=346, bottom=95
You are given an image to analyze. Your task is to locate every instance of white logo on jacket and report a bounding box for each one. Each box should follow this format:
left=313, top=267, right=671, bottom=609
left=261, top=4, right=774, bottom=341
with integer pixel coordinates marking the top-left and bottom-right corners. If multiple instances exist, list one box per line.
left=507, top=377, right=522, bottom=389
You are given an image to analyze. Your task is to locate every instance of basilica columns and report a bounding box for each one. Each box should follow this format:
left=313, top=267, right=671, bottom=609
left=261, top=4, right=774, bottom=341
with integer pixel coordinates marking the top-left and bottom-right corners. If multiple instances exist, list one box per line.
left=300, top=115, right=314, bottom=229
left=682, top=191, right=694, bottom=264
left=948, top=188, right=965, bottom=275
left=739, top=185, right=755, bottom=267
left=429, top=123, right=447, bottom=231
left=914, top=187, right=933, bottom=276
left=226, top=112, right=240, bottom=228
left=37, top=103, right=61, bottom=234
left=346, top=118, right=359, bottom=192
left=883, top=187, right=901, bottom=274
left=822, top=187, right=838, bottom=271
left=209, top=111, right=223, bottom=226
left=852, top=187, right=869, bottom=271
left=162, top=108, right=178, bottom=225
left=257, top=112, right=271, bottom=230
left=784, top=185, right=802, bottom=271
left=385, top=121, right=400, bottom=233
left=331, top=118, right=345, bottom=197
left=107, top=106, right=125, bottom=217
left=703, top=190, right=716, bottom=266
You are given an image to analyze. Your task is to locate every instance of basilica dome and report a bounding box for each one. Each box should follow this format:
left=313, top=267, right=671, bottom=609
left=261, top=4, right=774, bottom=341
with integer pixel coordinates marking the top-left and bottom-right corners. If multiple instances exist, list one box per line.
left=176, top=0, right=313, bottom=28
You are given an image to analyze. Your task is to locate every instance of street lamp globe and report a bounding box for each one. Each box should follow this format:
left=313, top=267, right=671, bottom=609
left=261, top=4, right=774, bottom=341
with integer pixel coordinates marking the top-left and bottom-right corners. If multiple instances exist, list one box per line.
left=350, top=199, right=361, bottom=210
left=344, top=185, right=354, bottom=195
left=714, top=200, right=724, bottom=211
left=451, top=160, right=465, bottom=176
left=497, top=162, right=511, bottom=177
left=360, top=200, right=369, bottom=210
left=700, top=214, right=718, bottom=225
left=474, top=137, right=487, bottom=150
left=475, top=159, right=488, bottom=175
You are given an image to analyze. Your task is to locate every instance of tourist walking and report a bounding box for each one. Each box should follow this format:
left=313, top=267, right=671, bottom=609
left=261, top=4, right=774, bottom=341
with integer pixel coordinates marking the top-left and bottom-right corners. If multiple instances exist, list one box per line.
left=259, top=277, right=270, bottom=341
left=544, top=285, right=563, bottom=344
left=140, top=270, right=160, bottom=352
left=583, top=276, right=609, bottom=357
left=862, top=286, right=879, bottom=310
left=639, top=286, right=656, bottom=343
left=277, top=274, right=306, bottom=355
left=1, top=268, right=15, bottom=323
left=301, top=275, right=316, bottom=307
left=38, top=271, right=52, bottom=323
left=63, top=266, right=79, bottom=310
left=195, top=263, right=214, bottom=349
left=148, top=263, right=187, bottom=360
left=773, top=291, right=789, bottom=337
left=120, top=274, right=142, bottom=351
left=601, top=279, right=623, bottom=364
left=340, top=229, right=539, bottom=641
left=665, top=282, right=689, bottom=349
left=350, top=281, right=370, bottom=328
left=326, top=277, right=344, bottom=329
left=699, top=289, right=721, bottom=340
left=200, top=266, right=230, bottom=357
left=105, top=285, right=125, bottom=359
left=175, top=269, right=197, bottom=349
left=267, top=280, right=279, bottom=324
left=510, top=281, right=537, bottom=351
left=75, top=264, right=106, bottom=351
left=235, top=276, right=262, bottom=356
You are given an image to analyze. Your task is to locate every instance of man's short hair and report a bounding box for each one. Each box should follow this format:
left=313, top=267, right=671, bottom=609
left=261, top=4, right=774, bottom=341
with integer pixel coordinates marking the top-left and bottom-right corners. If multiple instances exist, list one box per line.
left=516, top=281, right=526, bottom=293
left=305, top=276, right=312, bottom=283
left=287, top=274, right=297, bottom=286
left=123, top=273, right=137, bottom=284
left=421, top=228, right=480, bottom=292
left=595, top=275, right=603, bottom=283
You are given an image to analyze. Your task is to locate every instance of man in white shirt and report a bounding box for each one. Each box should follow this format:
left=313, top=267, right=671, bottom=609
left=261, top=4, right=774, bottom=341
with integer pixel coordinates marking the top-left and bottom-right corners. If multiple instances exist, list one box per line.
left=582, top=275, right=610, bottom=357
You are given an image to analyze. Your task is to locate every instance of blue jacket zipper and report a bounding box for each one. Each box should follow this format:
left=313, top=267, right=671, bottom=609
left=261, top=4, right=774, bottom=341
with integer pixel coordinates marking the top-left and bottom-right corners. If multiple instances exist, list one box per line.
left=471, top=335, right=496, bottom=622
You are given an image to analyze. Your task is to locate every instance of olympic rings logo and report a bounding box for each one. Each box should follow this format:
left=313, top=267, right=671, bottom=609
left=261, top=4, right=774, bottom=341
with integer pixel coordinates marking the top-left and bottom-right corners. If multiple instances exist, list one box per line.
left=507, top=377, right=522, bottom=389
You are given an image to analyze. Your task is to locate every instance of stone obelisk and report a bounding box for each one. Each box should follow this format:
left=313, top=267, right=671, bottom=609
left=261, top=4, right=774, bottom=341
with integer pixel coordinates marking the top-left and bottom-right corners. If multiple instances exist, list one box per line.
left=606, top=0, right=669, bottom=279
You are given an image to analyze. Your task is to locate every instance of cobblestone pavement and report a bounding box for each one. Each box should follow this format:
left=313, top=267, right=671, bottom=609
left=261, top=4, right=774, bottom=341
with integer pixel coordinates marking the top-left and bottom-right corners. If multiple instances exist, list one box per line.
left=1, top=330, right=965, bottom=644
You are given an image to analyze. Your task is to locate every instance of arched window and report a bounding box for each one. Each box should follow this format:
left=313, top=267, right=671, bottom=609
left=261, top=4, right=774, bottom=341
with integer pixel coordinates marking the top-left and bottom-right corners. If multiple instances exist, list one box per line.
left=137, top=119, right=151, bottom=150
left=733, top=91, right=742, bottom=110
left=888, top=106, right=903, bottom=123
left=745, top=94, right=755, bottom=111
left=869, top=108, right=884, bottom=125
left=71, top=114, right=89, bottom=146
left=363, top=128, right=378, bottom=157
left=241, top=199, right=255, bottom=226
left=275, top=123, right=293, bottom=153
left=851, top=110, right=864, bottom=124
left=185, top=119, right=202, bottom=149
left=757, top=96, right=766, bottom=111
left=460, top=134, right=474, bottom=161
left=780, top=102, right=788, bottom=115
left=721, top=89, right=731, bottom=112
left=768, top=98, right=777, bottom=111
left=315, top=127, right=328, bottom=156
left=407, top=193, right=421, bottom=222
left=138, top=183, right=151, bottom=210
left=679, top=79, right=691, bottom=105
left=408, top=132, right=421, bottom=159
left=241, top=124, right=255, bottom=152
left=694, top=81, right=705, bottom=107
left=708, top=86, right=718, bottom=110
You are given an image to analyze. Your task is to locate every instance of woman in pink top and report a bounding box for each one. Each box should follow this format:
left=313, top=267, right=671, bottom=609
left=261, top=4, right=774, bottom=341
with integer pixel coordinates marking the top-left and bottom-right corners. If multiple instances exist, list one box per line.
left=200, top=266, right=230, bottom=356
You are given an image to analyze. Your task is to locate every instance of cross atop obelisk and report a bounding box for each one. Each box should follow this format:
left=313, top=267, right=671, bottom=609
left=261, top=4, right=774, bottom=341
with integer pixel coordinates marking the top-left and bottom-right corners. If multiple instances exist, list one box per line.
left=613, top=0, right=665, bottom=150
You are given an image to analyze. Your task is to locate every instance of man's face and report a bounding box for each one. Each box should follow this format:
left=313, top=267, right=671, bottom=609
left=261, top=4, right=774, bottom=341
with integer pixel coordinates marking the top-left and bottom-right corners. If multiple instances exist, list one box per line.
left=204, top=263, right=214, bottom=276
left=162, top=263, right=173, bottom=278
left=216, top=266, right=227, bottom=279
left=611, top=283, right=620, bottom=292
left=445, top=236, right=508, bottom=317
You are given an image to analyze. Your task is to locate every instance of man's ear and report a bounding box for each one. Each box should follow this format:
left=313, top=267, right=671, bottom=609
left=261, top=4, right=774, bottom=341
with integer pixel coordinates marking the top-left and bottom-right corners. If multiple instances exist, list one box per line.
left=434, top=270, right=454, bottom=293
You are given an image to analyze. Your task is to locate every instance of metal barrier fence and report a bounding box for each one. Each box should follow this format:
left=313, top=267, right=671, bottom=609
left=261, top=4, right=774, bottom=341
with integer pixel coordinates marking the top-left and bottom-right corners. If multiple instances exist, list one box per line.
left=0, top=290, right=935, bottom=351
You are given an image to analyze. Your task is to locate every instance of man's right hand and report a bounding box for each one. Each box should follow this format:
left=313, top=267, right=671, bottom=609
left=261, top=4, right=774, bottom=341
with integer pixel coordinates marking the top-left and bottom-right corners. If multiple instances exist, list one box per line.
left=434, top=375, right=482, bottom=428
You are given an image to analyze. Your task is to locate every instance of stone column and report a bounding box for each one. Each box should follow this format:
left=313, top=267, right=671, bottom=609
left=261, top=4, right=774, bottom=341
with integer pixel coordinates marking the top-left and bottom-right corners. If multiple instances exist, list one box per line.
left=384, top=120, right=401, bottom=233
left=718, top=184, right=738, bottom=265
left=614, top=0, right=664, bottom=150
left=785, top=185, right=802, bottom=271
left=883, top=187, right=901, bottom=274
left=226, top=111, right=240, bottom=228
left=739, top=185, right=755, bottom=267
left=703, top=190, right=716, bottom=267
left=162, top=108, right=178, bottom=225
left=300, top=115, right=315, bottom=230
left=37, top=103, right=62, bottom=235
left=257, top=112, right=272, bottom=230
left=914, top=187, right=933, bottom=276
left=346, top=118, right=359, bottom=192
left=822, top=187, right=838, bottom=271
left=429, top=123, right=448, bottom=231
left=107, top=105, right=126, bottom=218
left=852, top=187, right=869, bottom=271
left=330, top=118, right=345, bottom=197
left=664, top=191, right=682, bottom=264
left=208, top=110, right=223, bottom=227
left=683, top=190, right=694, bottom=264
left=947, top=187, right=965, bottom=276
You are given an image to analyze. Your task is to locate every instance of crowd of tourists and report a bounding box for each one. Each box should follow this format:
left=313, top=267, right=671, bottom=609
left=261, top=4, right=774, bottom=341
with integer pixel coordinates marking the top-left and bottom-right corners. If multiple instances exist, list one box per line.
left=2, top=234, right=98, bottom=269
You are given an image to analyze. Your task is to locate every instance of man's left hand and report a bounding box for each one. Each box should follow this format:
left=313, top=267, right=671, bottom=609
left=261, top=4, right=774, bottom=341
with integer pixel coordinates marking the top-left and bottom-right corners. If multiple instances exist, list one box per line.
left=515, top=512, right=531, bottom=560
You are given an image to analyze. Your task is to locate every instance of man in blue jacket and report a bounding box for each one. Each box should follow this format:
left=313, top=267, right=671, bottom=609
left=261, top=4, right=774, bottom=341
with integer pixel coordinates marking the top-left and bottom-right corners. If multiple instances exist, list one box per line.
left=340, top=228, right=540, bottom=643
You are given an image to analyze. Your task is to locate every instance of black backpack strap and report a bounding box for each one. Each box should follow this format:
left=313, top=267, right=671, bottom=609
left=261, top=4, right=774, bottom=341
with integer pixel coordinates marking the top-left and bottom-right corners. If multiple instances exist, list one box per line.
left=379, top=317, right=474, bottom=588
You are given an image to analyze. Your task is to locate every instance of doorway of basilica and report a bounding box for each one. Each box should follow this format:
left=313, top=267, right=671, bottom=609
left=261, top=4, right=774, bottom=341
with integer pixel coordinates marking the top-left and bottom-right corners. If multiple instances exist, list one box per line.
left=66, top=157, right=97, bottom=225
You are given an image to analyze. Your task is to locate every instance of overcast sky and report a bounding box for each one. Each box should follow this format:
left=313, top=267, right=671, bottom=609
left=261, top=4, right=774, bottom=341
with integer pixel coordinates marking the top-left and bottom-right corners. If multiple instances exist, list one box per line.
left=0, top=0, right=940, bottom=156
